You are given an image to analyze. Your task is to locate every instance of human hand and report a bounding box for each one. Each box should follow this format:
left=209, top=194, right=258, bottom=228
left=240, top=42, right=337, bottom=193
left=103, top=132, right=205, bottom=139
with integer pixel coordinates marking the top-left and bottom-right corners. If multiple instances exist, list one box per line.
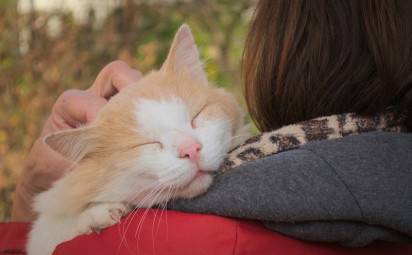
left=11, top=61, right=142, bottom=221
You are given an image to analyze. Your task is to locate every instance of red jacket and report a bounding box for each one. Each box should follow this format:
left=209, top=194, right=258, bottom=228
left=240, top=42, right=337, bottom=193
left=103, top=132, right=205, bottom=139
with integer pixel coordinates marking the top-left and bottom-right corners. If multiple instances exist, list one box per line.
left=1, top=209, right=411, bottom=255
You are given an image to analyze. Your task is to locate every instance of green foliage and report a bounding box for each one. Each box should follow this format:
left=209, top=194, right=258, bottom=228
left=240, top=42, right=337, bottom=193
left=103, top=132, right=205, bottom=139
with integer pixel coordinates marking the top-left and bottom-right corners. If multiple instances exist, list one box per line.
left=0, top=0, right=254, bottom=220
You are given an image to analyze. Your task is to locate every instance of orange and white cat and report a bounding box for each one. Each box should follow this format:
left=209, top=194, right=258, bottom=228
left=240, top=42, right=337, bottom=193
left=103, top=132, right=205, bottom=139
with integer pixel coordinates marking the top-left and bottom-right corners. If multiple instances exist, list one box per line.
left=27, top=24, right=248, bottom=255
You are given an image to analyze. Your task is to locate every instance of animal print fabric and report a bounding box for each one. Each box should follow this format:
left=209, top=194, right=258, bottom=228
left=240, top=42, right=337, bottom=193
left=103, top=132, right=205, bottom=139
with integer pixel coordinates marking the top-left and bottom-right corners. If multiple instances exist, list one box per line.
left=222, top=109, right=406, bottom=171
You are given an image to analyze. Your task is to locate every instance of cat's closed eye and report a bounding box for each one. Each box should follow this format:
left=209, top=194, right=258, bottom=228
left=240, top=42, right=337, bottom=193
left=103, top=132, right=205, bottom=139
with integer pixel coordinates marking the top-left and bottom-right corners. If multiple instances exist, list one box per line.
left=191, top=104, right=208, bottom=128
left=132, top=141, right=163, bottom=149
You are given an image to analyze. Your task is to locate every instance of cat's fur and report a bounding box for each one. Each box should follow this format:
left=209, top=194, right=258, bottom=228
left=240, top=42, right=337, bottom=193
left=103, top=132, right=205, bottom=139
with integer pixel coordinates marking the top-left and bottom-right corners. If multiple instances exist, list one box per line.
left=27, top=24, right=247, bottom=255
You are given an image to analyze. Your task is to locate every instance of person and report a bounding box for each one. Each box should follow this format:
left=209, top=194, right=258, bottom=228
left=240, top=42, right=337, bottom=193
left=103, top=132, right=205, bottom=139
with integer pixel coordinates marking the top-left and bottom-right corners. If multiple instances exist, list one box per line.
left=11, top=61, right=143, bottom=221
left=8, top=0, right=412, bottom=253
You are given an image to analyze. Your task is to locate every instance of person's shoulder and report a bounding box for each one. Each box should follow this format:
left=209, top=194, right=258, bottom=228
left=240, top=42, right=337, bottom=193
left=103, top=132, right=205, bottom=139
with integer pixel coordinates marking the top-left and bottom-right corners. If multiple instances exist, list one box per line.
left=246, top=131, right=412, bottom=173
left=299, top=131, right=412, bottom=174
left=302, top=131, right=412, bottom=157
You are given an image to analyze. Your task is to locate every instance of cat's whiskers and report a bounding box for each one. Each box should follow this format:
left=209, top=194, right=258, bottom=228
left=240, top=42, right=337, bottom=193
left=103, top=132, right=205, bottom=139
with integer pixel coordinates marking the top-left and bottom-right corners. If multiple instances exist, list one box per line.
left=149, top=184, right=169, bottom=251
left=117, top=181, right=164, bottom=253
left=119, top=184, right=164, bottom=254
left=156, top=184, right=175, bottom=236
left=158, top=184, right=177, bottom=242
left=135, top=185, right=167, bottom=251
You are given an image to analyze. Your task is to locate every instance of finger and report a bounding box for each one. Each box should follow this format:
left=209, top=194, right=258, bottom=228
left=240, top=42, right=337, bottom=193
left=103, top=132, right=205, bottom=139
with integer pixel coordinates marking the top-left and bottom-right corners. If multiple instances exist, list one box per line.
left=53, top=89, right=107, bottom=127
left=88, top=60, right=142, bottom=99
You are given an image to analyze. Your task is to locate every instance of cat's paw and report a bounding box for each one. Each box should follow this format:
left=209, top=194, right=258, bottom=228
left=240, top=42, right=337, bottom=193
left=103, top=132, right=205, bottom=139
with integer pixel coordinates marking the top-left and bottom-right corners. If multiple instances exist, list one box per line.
left=77, top=202, right=129, bottom=234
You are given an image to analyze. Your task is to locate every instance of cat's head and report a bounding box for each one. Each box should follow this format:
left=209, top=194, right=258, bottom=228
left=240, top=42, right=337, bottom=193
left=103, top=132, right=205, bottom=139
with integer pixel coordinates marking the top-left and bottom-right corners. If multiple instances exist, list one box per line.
left=44, top=24, right=248, bottom=205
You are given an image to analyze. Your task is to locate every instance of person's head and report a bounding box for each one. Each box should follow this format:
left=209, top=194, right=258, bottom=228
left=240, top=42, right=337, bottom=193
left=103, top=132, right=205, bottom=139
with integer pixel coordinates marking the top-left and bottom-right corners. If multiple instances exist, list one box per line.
left=243, top=0, right=412, bottom=132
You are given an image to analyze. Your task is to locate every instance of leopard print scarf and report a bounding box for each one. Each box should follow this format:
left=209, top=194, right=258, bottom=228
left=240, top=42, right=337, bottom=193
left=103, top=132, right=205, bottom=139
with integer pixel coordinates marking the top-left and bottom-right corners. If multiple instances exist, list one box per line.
left=222, top=109, right=407, bottom=171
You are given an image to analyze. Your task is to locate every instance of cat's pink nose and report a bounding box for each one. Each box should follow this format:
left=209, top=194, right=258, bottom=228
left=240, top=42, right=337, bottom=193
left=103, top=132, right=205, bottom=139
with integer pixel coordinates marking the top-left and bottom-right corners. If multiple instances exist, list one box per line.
left=179, top=141, right=202, bottom=163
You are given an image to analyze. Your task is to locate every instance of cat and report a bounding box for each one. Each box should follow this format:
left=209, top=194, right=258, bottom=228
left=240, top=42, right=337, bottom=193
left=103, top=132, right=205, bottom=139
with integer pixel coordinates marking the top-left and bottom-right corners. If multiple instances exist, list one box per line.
left=26, top=24, right=248, bottom=255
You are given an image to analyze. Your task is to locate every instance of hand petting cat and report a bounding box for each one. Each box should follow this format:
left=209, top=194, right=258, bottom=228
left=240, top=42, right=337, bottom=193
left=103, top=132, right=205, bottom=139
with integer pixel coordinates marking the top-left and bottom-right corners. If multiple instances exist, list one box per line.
left=11, top=61, right=142, bottom=221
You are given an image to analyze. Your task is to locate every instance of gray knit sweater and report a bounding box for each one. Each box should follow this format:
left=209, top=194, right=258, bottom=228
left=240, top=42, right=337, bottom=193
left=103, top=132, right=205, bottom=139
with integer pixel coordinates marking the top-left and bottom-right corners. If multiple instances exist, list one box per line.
left=170, top=132, right=412, bottom=247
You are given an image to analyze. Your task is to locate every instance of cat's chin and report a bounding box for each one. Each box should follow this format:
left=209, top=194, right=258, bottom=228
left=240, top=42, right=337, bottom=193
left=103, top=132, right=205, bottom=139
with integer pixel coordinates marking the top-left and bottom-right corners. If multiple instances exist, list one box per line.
left=175, top=173, right=213, bottom=199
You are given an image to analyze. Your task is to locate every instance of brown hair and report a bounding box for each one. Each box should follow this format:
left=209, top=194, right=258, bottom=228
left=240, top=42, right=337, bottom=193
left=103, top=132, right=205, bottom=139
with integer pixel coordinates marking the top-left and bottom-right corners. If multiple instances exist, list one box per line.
left=243, top=0, right=412, bottom=132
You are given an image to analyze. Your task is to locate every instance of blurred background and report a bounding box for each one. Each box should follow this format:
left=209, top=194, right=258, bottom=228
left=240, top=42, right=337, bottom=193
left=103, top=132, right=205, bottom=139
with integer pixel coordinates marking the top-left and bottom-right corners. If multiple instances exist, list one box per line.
left=0, top=0, right=255, bottom=220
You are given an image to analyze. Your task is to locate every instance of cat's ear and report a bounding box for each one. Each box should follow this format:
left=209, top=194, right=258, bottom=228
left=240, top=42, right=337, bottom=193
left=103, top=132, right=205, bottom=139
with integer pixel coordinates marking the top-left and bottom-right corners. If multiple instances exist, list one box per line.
left=43, top=126, right=97, bottom=162
left=161, top=24, right=207, bottom=84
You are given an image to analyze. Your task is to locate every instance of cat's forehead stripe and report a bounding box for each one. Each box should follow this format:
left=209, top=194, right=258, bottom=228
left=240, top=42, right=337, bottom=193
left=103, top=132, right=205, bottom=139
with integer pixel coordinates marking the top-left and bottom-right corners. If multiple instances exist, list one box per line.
left=134, top=97, right=191, bottom=136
